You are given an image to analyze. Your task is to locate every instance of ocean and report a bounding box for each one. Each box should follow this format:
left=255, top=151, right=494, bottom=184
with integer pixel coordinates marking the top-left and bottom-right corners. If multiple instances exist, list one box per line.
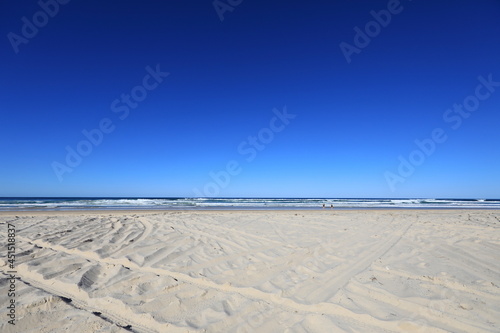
left=0, top=197, right=499, bottom=210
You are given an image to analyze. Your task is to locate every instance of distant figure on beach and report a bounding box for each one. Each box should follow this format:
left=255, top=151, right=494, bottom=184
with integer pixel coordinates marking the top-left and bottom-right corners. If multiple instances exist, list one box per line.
left=322, top=204, right=325, bottom=209
left=330, top=204, right=334, bottom=209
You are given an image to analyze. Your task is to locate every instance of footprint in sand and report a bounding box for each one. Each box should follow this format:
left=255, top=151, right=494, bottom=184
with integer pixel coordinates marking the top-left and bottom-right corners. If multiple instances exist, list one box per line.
left=459, top=303, right=473, bottom=310
left=417, top=262, right=429, bottom=268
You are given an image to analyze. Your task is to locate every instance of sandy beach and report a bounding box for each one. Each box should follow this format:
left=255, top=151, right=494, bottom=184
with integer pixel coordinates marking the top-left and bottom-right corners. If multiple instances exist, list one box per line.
left=1, top=210, right=499, bottom=332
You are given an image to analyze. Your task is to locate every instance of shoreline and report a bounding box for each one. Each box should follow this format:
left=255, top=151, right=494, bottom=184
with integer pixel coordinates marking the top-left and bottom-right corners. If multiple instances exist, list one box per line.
left=2, top=198, right=498, bottom=212
left=1, top=207, right=500, bottom=216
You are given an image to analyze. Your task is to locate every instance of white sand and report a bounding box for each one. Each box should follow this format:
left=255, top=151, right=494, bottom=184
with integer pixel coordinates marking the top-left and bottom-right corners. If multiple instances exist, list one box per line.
left=1, top=210, right=499, bottom=332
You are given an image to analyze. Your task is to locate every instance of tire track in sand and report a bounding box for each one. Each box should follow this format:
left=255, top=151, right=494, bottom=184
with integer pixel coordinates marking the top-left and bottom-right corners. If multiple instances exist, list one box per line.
left=13, top=234, right=418, bottom=333
left=1, top=265, right=182, bottom=333
left=296, top=215, right=415, bottom=303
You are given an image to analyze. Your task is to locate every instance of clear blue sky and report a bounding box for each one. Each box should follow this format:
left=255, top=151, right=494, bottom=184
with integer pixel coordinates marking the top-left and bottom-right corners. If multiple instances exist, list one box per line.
left=1, top=0, right=499, bottom=198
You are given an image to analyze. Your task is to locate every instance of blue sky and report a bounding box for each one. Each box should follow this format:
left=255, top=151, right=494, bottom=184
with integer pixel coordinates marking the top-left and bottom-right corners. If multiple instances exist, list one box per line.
left=1, top=0, right=499, bottom=198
